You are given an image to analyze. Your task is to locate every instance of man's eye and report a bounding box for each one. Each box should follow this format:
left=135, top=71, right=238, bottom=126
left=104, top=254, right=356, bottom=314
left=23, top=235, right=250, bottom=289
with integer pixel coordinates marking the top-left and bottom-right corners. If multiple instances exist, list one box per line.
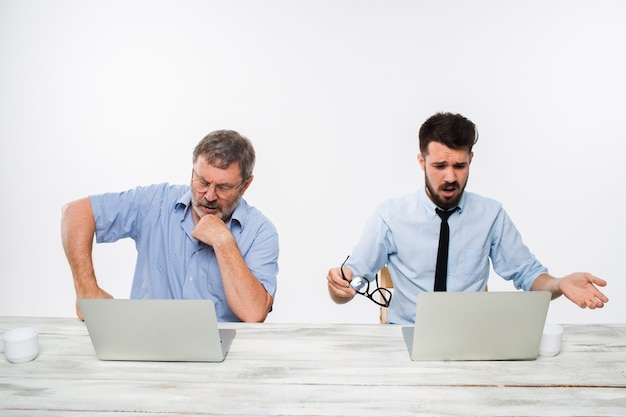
left=217, top=185, right=231, bottom=191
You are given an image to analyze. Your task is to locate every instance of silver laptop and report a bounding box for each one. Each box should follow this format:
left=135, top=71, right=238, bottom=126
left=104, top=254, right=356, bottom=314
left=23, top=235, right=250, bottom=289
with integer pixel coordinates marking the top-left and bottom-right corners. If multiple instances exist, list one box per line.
left=79, top=299, right=236, bottom=362
left=402, top=291, right=550, bottom=361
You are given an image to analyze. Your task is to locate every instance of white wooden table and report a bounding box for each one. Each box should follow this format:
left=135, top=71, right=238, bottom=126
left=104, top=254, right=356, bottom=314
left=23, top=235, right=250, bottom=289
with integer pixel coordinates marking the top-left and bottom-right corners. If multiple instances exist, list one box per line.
left=1, top=317, right=625, bottom=416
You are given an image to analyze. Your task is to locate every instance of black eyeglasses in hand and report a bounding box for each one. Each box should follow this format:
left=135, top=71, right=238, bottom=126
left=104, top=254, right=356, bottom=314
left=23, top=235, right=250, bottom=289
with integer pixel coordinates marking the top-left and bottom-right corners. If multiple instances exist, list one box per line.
left=340, top=256, right=392, bottom=308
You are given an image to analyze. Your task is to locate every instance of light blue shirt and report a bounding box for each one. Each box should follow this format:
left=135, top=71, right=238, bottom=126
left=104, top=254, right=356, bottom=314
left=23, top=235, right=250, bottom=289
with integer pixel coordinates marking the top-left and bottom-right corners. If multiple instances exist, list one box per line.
left=345, top=188, right=547, bottom=324
left=90, top=183, right=279, bottom=322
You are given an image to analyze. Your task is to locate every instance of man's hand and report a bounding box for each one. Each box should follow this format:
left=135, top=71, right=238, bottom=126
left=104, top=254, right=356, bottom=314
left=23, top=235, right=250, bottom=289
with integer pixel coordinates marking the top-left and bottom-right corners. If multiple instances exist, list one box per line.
left=327, top=266, right=356, bottom=304
left=191, top=214, right=232, bottom=247
left=75, top=287, right=113, bottom=320
left=559, top=272, right=608, bottom=309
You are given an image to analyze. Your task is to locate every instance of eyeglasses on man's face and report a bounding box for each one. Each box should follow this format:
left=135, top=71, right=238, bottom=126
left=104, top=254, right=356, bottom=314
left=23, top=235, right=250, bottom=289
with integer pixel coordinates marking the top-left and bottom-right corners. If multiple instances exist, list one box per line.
left=191, top=169, right=244, bottom=200
left=340, top=256, right=392, bottom=308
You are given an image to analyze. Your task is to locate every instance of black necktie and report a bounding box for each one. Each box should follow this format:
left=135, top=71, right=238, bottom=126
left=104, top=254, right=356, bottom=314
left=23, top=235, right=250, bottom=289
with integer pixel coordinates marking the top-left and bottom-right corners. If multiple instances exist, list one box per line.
left=434, top=208, right=457, bottom=292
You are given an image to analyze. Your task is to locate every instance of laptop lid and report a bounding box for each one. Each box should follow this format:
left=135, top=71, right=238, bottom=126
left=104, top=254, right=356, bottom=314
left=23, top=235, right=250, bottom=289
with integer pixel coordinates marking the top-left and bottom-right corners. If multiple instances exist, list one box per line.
left=79, top=299, right=236, bottom=362
left=402, top=291, right=550, bottom=361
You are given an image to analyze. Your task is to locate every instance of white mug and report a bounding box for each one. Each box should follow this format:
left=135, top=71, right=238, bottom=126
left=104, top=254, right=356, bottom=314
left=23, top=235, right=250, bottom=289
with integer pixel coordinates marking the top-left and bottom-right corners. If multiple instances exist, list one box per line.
left=2, top=327, right=39, bottom=364
left=539, top=323, right=563, bottom=357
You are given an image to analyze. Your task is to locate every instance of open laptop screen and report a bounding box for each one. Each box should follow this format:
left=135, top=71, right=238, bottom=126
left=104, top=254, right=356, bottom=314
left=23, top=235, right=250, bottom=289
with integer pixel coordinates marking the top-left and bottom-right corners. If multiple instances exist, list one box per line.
left=403, top=291, right=550, bottom=361
left=79, top=299, right=235, bottom=362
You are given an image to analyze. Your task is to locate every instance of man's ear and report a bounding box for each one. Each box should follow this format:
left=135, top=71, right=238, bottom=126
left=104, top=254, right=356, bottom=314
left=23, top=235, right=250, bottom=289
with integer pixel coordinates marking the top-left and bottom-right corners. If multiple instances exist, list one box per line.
left=241, top=175, right=254, bottom=194
left=417, top=153, right=425, bottom=171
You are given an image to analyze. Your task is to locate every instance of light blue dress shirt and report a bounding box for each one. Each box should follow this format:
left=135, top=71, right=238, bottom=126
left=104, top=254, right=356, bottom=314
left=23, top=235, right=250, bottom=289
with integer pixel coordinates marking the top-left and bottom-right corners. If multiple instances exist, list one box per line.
left=90, top=183, right=279, bottom=322
left=345, top=188, right=547, bottom=324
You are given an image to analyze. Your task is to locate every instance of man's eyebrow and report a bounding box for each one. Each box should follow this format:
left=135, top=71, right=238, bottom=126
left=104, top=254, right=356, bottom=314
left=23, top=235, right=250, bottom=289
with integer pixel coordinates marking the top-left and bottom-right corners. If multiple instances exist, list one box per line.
left=430, top=161, right=468, bottom=167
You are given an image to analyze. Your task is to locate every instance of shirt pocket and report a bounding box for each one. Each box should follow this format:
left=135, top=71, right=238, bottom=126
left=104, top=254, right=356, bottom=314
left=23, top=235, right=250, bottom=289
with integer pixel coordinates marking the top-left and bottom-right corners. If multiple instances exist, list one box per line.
left=462, top=248, right=490, bottom=284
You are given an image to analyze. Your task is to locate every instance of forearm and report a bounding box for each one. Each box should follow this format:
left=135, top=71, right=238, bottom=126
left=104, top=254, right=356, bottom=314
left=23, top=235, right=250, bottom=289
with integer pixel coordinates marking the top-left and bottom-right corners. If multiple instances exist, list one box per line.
left=213, top=237, right=273, bottom=322
left=530, top=273, right=563, bottom=300
left=61, top=198, right=100, bottom=297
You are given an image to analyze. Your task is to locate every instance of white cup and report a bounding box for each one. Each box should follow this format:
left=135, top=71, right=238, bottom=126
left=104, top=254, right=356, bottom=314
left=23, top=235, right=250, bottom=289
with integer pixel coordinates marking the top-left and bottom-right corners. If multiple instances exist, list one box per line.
left=2, top=327, right=39, bottom=364
left=538, top=323, right=563, bottom=357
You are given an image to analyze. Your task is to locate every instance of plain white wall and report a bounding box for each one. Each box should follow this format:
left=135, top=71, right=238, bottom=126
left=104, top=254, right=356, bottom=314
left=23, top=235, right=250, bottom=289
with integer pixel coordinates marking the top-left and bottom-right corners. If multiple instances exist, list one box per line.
left=1, top=0, right=624, bottom=324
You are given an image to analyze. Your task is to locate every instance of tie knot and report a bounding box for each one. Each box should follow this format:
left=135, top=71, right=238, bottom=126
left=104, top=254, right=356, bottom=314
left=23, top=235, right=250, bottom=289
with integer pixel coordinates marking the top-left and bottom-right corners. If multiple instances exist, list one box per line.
left=436, top=207, right=457, bottom=221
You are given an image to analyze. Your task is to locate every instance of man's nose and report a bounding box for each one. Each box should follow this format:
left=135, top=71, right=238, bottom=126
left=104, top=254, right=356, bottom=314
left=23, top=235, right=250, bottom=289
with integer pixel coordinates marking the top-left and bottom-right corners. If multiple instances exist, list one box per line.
left=203, top=184, right=219, bottom=200
left=443, top=167, right=457, bottom=182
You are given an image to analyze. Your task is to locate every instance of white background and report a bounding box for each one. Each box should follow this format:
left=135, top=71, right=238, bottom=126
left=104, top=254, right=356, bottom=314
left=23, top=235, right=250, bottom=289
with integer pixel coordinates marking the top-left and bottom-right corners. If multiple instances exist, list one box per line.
left=1, top=0, right=624, bottom=324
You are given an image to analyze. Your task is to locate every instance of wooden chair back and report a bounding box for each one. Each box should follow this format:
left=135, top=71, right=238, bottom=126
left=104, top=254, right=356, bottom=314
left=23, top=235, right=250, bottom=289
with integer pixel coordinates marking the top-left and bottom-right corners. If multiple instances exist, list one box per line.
left=379, top=266, right=393, bottom=324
